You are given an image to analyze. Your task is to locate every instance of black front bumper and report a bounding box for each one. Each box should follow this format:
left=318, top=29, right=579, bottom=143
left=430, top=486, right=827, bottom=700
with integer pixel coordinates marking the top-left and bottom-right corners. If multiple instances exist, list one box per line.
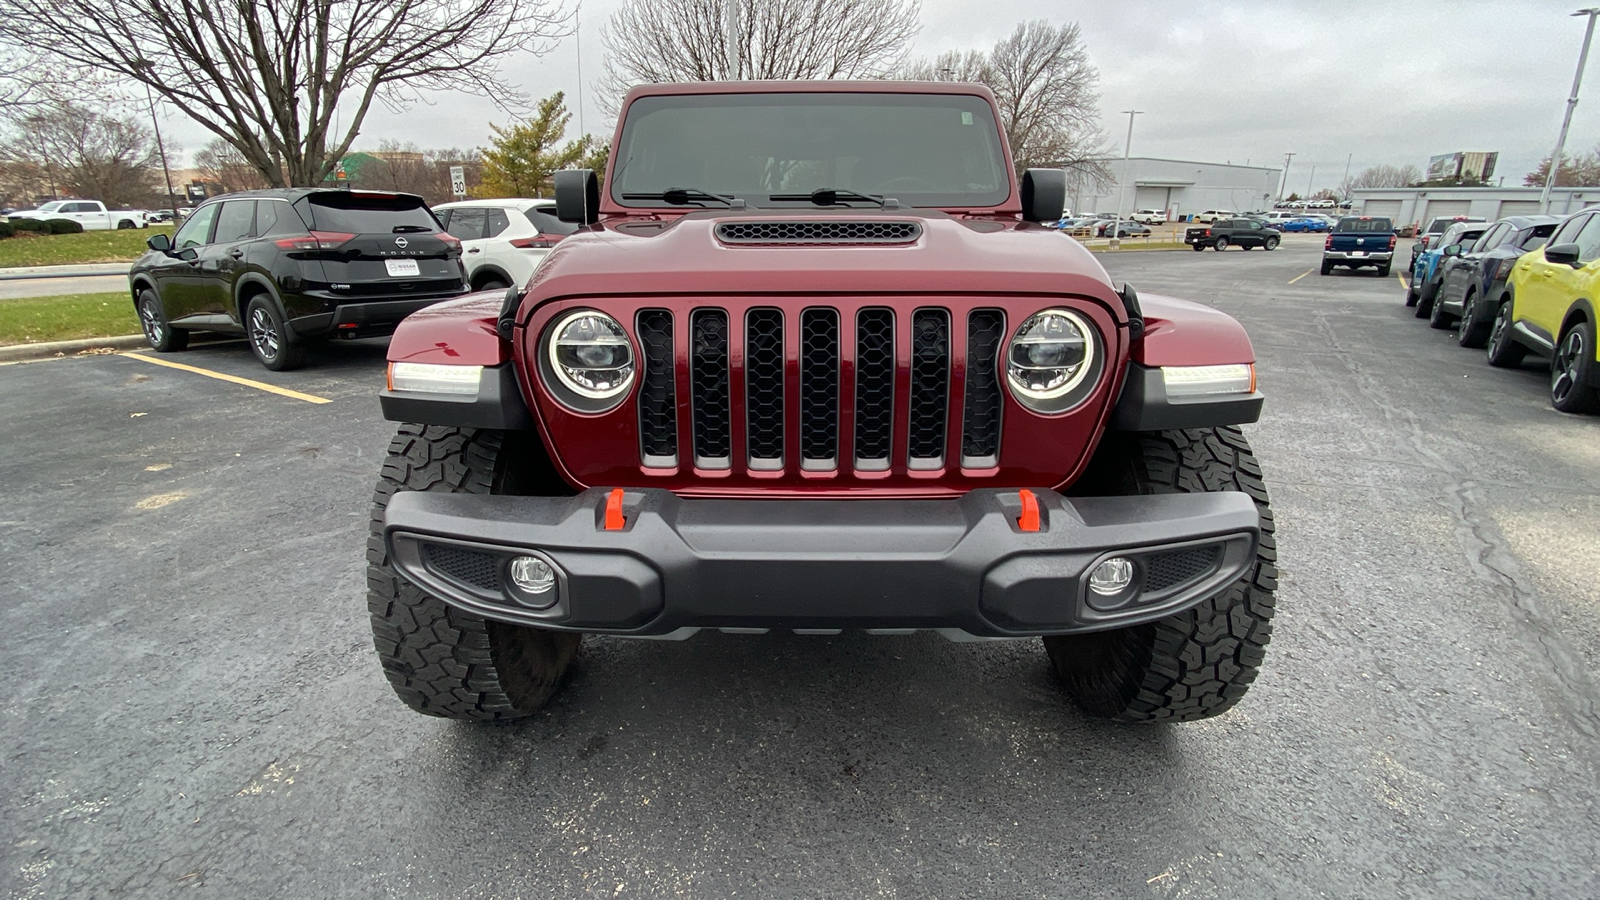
left=383, top=488, right=1260, bottom=638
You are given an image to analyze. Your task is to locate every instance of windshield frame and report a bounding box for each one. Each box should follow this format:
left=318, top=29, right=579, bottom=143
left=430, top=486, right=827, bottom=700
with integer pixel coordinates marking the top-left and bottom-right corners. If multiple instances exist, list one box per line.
left=603, top=83, right=1019, bottom=215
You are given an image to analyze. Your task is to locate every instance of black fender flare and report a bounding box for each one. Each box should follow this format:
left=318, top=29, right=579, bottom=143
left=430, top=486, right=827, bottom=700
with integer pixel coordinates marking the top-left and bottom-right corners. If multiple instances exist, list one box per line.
left=469, top=264, right=515, bottom=290
left=1561, top=297, right=1596, bottom=340
left=233, top=274, right=295, bottom=336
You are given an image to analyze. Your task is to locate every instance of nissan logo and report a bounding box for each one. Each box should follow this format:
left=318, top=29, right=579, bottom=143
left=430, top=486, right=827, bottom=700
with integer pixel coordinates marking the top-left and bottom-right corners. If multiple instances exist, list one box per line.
left=394, top=236, right=409, bottom=248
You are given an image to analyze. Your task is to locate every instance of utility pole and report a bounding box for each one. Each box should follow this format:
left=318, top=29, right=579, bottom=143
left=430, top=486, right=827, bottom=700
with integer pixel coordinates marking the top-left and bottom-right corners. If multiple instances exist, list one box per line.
left=574, top=9, right=585, bottom=137
left=1112, top=109, right=1142, bottom=248
left=725, top=0, right=741, bottom=80
left=1307, top=164, right=1316, bottom=199
left=1276, top=152, right=1296, bottom=204
left=1543, top=8, right=1600, bottom=212
left=131, top=60, right=180, bottom=224
left=1342, top=152, right=1353, bottom=199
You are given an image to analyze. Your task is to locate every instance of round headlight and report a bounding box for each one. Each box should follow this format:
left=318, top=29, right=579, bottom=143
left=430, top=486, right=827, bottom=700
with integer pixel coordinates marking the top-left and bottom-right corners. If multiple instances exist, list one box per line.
left=546, top=310, right=635, bottom=401
left=1006, top=309, right=1096, bottom=407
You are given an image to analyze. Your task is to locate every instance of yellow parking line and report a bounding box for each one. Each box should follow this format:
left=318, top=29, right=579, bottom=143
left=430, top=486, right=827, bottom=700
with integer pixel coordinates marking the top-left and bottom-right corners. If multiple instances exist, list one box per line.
left=1287, top=268, right=1314, bottom=284
left=1397, top=272, right=1409, bottom=290
left=122, top=352, right=332, bottom=404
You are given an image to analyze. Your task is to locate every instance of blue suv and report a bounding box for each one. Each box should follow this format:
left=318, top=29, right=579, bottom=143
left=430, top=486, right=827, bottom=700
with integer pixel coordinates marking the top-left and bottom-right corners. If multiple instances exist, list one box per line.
left=1408, top=221, right=1490, bottom=319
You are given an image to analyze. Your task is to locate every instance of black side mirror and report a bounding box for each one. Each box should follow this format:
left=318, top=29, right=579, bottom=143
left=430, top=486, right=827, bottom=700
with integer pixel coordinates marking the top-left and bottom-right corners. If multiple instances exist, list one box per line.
left=1020, top=168, right=1067, bottom=223
left=554, top=169, right=599, bottom=224
left=1545, top=242, right=1582, bottom=267
left=146, top=233, right=171, bottom=252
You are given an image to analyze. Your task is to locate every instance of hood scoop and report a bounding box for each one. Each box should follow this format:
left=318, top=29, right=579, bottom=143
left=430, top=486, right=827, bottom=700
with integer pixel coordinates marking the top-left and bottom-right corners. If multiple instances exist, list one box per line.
left=714, top=221, right=922, bottom=245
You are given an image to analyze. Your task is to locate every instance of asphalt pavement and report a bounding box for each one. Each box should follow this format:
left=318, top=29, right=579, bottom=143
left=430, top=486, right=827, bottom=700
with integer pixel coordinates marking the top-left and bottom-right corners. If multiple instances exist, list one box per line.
left=2, top=233, right=1597, bottom=898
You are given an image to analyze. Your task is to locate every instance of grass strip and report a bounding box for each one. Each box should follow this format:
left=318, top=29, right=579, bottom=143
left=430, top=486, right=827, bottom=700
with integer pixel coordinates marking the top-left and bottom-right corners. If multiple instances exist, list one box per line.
left=0, top=292, right=138, bottom=345
left=0, top=226, right=174, bottom=268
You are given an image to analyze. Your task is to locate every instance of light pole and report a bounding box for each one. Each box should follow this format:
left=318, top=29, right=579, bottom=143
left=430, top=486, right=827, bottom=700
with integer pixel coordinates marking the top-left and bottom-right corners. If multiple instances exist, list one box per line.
left=724, top=0, right=741, bottom=79
left=1277, top=152, right=1296, bottom=205
left=1341, top=152, right=1353, bottom=201
left=131, top=60, right=180, bottom=225
left=1307, top=163, right=1316, bottom=200
left=1112, top=109, right=1142, bottom=248
left=1542, top=8, right=1600, bottom=212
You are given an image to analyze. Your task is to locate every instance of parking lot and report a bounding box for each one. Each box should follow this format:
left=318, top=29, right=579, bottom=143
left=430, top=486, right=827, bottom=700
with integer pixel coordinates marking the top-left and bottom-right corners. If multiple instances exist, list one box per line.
left=3, top=233, right=1598, bottom=897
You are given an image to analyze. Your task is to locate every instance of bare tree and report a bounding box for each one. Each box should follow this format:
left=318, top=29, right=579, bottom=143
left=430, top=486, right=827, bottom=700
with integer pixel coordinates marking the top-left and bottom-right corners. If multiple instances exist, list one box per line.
left=903, top=22, right=1109, bottom=185
left=0, top=102, right=158, bottom=206
left=1346, top=163, right=1424, bottom=190
left=193, top=137, right=273, bottom=194
left=0, top=0, right=572, bottom=188
left=600, top=0, right=920, bottom=112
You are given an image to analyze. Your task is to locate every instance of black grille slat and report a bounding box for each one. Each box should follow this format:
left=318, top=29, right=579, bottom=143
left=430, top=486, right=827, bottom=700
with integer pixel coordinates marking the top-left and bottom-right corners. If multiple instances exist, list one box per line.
left=1145, top=546, right=1221, bottom=591
left=745, top=309, right=785, bottom=467
left=800, top=309, right=839, bottom=465
left=908, top=309, right=950, bottom=464
left=637, top=310, right=677, bottom=463
left=716, top=221, right=921, bottom=244
left=425, top=544, right=499, bottom=592
left=690, top=310, right=731, bottom=466
left=854, top=309, right=895, bottom=467
left=961, top=310, right=1004, bottom=464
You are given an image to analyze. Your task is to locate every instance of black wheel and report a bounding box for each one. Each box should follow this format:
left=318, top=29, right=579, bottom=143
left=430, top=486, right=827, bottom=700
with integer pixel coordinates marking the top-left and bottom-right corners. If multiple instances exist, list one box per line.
left=1263, top=236, right=1279, bottom=250
left=1045, top=427, right=1277, bottom=723
left=1550, top=320, right=1600, bottom=414
left=1213, top=237, right=1228, bottom=251
left=1486, top=299, right=1527, bottom=368
left=117, top=219, right=136, bottom=230
left=476, top=276, right=511, bottom=292
left=1415, top=278, right=1440, bottom=318
left=136, top=288, right=188, bottom=352
left=1428, top=290, right=1456, bottom=329
left=1192, top=243, right=1205, bottom=252
left=367, top=425, right=581, bottom=720
left=1320, top=261, right=1333, bottom=275
left=1405, top=275, right=1420, bottom=307
left=245, top=296, right=307, bottom=371
left=1376, top=264, right=1391, bottom=277
left=1458, top=289, right=1491, bottom=348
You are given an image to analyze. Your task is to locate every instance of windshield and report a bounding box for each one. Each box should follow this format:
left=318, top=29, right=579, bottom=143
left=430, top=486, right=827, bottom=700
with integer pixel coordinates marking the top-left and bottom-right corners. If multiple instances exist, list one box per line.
left=37, top=201, right=64, bottom=213
left=1337, top=217, right=1392, bottom=232
left=611, top=92, right=1011, bottom=209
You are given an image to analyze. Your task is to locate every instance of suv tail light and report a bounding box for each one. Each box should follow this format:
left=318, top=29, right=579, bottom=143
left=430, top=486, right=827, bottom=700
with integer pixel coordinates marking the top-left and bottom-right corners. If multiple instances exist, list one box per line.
left=274, top=231, right=355, bottom=251
left=510, top=234, right=563, bottom=249
left=436, top=232, right=461, bottom=253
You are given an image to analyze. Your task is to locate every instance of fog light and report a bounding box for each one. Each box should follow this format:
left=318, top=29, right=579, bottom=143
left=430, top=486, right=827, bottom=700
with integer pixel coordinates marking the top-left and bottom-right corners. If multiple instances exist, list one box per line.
left=508, top=556, right=556, bottom=596
left=1089, top=557, right=1135, bottom=596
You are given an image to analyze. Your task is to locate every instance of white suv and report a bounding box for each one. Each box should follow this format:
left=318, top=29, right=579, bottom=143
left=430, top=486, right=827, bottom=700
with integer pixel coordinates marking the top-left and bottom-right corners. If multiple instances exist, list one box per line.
left=1132, top=209, right=1169, bottom=225
left=431, top=198, right=577, bottom=291
left=1194, top=209, right=1237, bottom=224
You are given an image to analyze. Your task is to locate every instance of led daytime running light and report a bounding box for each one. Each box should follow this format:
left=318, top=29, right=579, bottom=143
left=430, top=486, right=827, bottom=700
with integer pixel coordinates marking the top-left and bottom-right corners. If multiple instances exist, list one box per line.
left=1162, top=364, right=1254, bottom=397
left=389, top=362, right=483, bottom=396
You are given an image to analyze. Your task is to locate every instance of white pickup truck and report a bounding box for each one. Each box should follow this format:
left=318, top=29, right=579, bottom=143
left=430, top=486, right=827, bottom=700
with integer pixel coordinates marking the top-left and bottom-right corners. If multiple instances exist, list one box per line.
left=5, top=200, right=148, bottom=230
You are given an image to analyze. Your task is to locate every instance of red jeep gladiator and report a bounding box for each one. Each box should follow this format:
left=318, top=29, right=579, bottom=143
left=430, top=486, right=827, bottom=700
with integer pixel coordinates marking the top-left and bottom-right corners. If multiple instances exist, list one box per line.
left=367, top=82, right=1276, bottom=724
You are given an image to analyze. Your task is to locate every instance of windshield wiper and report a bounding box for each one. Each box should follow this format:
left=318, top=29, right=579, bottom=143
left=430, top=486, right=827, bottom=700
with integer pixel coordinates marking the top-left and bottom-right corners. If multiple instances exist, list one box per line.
left=392, top=224, right=431, bottom=233
left=621, top=187, right=744, bottom=208
left=770, top=188, right=892, bottom=208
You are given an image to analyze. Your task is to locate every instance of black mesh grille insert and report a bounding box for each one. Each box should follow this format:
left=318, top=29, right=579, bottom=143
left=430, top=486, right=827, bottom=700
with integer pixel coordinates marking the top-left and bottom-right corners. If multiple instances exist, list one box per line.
left=716, top=221, right=921, bottom=244
left=908, top=309, right=950, bottom=463
left=1144, top=546, right=1221, bottom=592
left=854, top=309, right=895, bottom=465
left=690, top=309, right=731, bottom=465
left=425, top=544, right=500, bottom=592
left=745, top=308, right=785, bottom=465
left=636, top=310, right=676, bottom=462
left=800, top=308, right=839, bottom=464
left=962, top=310, right=1004, bottom=463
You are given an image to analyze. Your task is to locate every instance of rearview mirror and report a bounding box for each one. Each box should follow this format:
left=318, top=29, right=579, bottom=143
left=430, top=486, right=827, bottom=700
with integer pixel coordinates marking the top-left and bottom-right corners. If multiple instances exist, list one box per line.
left=554, top=169, right=599, bottom=225
left=146, top=233, right=171, bottom=252
left=1545, top=242, right=1581, bottom=267
left=1020, top=168, right=1067, bottom=223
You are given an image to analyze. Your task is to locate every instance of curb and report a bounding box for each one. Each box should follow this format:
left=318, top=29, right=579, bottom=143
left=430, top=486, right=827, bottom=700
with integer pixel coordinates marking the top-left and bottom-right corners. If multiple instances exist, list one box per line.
left=0, top=263, right=133, bottom=281
left=0, top=334, right=146, bottom=363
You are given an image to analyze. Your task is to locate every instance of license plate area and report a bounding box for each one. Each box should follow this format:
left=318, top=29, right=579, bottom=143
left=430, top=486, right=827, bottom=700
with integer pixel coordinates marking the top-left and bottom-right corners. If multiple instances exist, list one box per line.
left=385, top=258, right=421, bottom=277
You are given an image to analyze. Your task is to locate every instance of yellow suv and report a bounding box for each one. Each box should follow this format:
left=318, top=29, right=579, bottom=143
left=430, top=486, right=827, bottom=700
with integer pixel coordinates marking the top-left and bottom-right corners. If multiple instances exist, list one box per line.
left=1488, top=208, right=1600, bottom=413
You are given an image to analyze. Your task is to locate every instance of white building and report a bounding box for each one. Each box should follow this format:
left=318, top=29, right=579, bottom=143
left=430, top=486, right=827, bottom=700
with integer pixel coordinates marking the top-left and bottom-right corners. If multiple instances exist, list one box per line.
left=1072, top=157, right=1283, bottom=220
left=1351, top=186, right=1600, bottom=226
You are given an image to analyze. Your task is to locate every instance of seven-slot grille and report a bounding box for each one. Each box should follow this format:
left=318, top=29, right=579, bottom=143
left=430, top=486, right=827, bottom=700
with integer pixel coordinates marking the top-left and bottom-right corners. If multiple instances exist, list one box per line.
left=636, top=305, right=1006, bottom=472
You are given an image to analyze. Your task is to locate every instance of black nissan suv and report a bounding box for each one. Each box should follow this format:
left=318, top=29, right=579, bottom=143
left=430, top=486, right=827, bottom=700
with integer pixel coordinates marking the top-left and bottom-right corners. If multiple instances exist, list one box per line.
left=128, top=188, right=468, bottom=370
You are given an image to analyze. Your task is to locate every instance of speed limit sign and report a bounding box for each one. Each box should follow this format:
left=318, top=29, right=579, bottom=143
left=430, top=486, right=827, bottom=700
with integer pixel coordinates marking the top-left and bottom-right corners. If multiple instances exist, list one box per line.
left=449, top=165, right=466, bottom=198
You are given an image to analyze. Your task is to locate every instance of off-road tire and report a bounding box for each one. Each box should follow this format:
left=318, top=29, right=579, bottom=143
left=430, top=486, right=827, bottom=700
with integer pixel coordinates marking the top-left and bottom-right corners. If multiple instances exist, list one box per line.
left=367, top=425, right=580, bottom=721
left=1486, top=299, right=1527, bottom=368
left=1457, top=289, right=1491, bottom=348
left=1550, top=319, right=1600, bottom=414
left=136, top=288, right=188, bottom=352
left=1046, top=427, right=1277, bottom=723
left=245, top=297, right=307, bottom=371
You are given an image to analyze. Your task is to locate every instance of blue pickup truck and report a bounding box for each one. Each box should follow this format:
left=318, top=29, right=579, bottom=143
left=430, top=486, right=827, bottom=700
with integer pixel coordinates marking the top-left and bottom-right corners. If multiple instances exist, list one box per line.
left=1320, top=216, right=1397, bottom=277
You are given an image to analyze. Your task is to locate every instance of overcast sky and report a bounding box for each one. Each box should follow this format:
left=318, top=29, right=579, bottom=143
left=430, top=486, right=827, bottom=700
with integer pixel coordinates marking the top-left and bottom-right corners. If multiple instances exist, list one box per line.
left=159, top=0, right=1600, bottom=193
